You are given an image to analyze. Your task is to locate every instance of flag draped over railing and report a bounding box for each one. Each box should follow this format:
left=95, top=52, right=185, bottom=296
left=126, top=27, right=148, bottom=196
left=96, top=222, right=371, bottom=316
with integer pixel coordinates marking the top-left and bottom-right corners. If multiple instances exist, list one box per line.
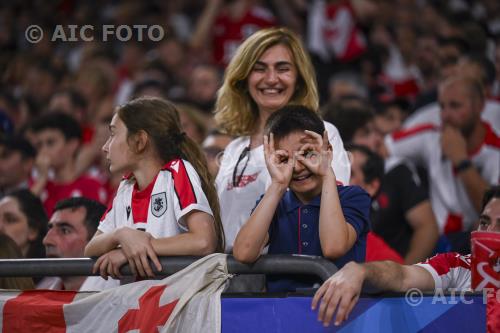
left=0, top=253, right=231, bottom=333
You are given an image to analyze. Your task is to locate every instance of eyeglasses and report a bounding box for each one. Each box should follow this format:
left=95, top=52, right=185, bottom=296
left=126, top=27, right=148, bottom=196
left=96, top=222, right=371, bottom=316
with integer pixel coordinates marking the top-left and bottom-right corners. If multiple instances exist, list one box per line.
left=232, top=146, right=250, bottom=187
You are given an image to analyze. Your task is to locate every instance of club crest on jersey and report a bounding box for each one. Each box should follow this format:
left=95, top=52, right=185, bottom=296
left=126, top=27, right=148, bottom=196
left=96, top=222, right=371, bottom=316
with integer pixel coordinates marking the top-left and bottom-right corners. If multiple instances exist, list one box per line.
left=151, top=192, right=167, bottom=217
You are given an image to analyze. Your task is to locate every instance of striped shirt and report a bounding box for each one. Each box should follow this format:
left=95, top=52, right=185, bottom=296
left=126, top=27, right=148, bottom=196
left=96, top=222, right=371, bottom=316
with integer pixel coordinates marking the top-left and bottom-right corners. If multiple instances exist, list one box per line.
left=99, top=159, right=213, bottom=238
left=417, top=252, right=471, bottom=291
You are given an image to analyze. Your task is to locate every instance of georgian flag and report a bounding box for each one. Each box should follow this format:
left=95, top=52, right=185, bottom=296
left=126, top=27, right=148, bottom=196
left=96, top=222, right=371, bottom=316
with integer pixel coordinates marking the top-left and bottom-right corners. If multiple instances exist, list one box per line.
left=0, top=254, right=230, bottom=333
left=471, top=231, right=500, bottom=333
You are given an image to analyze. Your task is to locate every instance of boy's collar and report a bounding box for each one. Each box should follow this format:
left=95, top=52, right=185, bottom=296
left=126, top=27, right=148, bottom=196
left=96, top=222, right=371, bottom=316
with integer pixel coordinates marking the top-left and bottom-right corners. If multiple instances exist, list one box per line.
left=283, top=189, right=321, bottom=213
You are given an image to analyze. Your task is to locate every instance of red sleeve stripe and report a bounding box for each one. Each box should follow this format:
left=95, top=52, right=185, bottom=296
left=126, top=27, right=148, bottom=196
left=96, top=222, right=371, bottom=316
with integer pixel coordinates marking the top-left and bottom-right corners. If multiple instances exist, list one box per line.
left=484, top=122, right=500, bottom=149
left=100, top=201, right=113, bottom=222
left=467, top=122, right=500, bottom=156
left=391, top=124, right=437, bottom=141
left=164, top=159, right=197, bottom=210
left=424, top=252, right=471, bottom=276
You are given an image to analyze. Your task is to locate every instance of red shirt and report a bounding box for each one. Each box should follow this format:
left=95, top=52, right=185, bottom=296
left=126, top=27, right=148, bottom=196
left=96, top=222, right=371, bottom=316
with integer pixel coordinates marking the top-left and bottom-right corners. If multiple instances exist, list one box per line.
left=213, top=6, right=275, bottom=66
left=41, top=175, right=108, bottom=216
left=366, top=232, right=404, bottom=264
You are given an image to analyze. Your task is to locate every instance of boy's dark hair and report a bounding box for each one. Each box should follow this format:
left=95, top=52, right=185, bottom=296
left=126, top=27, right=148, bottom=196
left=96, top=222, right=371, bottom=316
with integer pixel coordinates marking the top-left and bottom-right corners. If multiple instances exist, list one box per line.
left=54, top=197, right=107, bottom=241
left=323, top=103, right=375, bottom=143
left=345, top=143, right=384, bottom=184
left=0, top=135, right=36, bottom=159
left=31, top=112, right=82, bottom=141
left=482, top=186, right=500, bottom=212
left=264, top=105, right=325, bottom=141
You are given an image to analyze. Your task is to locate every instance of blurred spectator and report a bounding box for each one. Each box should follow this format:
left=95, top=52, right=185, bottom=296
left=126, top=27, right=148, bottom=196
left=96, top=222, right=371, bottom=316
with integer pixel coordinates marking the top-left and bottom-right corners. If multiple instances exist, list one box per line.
left=347, top=144, right=438, bottom=264
left=176, top=103, right=209, bottom=144
left=0, top=111, right=13, bottom=138
left=190, top=0, right=276, bottom=67
left=328, top=71, right=368, bottom=103
left=0, top=234, right=35, bottom=290
left=74, top=61, right=115, bottom=126
left=48, top=89, right=109, bottom=179
left=307, top=0, right=372, bottom=63
left=374, top=98, right=411, bottom=136
left=0, top=89, right=20, bottom=133
left=185, top=64, right=222, bottom=114
left=326, top=102, right=439, bottom=263
left=0, top=135, right=36, bottom=197
left=29, top=112, right=108, bottom=216
left=323, top=101, right=384, bottom=155
left=38, top=197, right=117, bottom=291
left=307, top=0, right=373, bottom=100
left=202, top=130, right=233, bottom=178
left=48, top=89, right=88, bottom=125
left=412, top=36, right=469, bottom=110
left=156, top=37, right=192, bottom=98
left=492, top=39, right=500, bottom=99
left=0, top=189, right=48, bottom=259
left=413, top=33, right=439, bottom=96
left=22, top=60, right=61, bottom=112
left=131, top=78, right=169, bottom=100
left=386, top=75, right=500, bottom=252
left=405, top=54, right=500, bottom=135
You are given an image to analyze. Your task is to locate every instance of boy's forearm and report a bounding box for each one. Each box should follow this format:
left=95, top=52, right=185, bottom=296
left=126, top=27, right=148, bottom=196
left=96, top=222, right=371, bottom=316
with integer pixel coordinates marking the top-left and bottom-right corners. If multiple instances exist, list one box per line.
left=233, top=183, right=286, bottom=263
left=319, top=170, right=352, bottom=258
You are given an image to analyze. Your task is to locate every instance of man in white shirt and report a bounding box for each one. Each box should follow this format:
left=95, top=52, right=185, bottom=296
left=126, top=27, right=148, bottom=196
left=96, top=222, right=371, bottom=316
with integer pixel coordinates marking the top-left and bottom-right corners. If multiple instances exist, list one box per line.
left=385, top=75, right=500, bottom=236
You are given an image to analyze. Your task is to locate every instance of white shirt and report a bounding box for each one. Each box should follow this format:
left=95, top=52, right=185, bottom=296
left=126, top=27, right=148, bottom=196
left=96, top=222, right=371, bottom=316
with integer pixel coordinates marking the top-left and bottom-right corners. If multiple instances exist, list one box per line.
left=37, top=276, right=120, bottom=291
left=404, top=100, right=500, bottom=135
left=99, top=159, right=213, bottom=238
left=385, top=122, right=500, bottom=234
left=416, top=252, right=471, bottom=291
left=216, top=121, right=351, bottom=252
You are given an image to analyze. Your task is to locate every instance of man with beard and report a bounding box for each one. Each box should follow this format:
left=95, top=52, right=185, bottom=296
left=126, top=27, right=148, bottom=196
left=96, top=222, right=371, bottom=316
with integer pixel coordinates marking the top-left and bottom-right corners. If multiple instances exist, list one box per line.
left=385, top=75, right=500, bottom=249
left=37, top=197, right=118, bottom=291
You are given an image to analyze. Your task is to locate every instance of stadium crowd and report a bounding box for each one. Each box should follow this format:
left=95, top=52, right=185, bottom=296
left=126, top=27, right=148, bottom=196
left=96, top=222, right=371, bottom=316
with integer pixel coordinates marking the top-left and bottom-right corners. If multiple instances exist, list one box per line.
left=0, top=0, right=499, bottom=293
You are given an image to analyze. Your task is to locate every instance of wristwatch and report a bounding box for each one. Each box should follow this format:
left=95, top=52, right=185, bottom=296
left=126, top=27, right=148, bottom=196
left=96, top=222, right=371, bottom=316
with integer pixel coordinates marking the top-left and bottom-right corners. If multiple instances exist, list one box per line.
left=453, top=159, right=473, bottom=174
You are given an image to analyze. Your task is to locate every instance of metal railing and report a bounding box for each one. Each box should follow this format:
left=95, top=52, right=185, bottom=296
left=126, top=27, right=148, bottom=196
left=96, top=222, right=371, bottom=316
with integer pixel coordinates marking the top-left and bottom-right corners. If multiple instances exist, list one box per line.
left=0, top=254, right=338, bottom=282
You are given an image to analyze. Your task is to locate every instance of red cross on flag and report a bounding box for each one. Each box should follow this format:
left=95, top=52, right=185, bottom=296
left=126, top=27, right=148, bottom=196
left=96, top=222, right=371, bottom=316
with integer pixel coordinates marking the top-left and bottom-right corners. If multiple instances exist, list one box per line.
left=0, top=254, right=230, bottom=333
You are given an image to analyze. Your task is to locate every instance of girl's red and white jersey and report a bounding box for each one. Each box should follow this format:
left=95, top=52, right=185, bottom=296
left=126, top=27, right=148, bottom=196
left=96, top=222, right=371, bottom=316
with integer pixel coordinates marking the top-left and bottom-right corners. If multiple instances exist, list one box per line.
left=416, top=252, right=471, bottom=291
left=385, top=122, right=500, bottom=234
left=99, top=159, right=213, bottom=238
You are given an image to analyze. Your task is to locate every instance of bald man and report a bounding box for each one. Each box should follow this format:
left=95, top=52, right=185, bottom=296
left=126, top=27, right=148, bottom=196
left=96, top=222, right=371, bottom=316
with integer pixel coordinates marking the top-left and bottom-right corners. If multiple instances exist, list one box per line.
left=385, top=75, right=499, bottom=239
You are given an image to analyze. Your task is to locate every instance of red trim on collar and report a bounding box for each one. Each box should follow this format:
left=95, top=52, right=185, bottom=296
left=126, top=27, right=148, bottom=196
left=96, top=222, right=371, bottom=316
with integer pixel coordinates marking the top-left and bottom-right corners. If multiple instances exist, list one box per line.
left=391, top=123, right=437, bottom=141
left=469, top=122, right=500, bottom=157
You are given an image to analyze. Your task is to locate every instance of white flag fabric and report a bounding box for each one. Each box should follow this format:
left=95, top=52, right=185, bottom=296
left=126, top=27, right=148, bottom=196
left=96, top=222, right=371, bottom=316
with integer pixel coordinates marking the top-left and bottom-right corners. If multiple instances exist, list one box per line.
left=0, top=253, right=231, bottom=333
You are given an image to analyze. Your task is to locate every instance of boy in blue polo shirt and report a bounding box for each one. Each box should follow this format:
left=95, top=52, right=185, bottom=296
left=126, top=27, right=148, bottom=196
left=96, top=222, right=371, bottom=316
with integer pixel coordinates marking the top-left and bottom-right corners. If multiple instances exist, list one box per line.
left=233, top=105, right=370, bottom=292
